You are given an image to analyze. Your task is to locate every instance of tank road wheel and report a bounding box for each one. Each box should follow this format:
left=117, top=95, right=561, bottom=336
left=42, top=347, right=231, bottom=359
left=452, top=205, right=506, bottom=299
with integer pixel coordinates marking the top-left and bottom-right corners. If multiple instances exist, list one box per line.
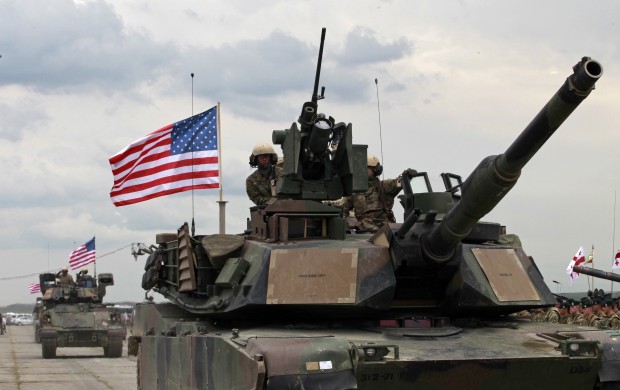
left=104, top=338, right=123, bottom=358
left=41, top=339, right=56, bottom=359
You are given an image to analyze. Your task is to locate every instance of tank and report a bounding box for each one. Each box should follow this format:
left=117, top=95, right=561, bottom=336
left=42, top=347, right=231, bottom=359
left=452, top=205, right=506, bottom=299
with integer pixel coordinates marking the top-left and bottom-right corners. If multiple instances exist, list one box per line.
left=129, top=29, right=620, bottom=389
left=35, top=270, right=127, bottom=358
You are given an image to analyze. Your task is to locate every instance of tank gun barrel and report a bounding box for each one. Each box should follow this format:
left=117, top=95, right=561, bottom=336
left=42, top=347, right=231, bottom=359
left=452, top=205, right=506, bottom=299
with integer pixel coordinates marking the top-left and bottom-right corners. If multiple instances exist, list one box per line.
left=573, top=265, right=620, bottom=283
left=422, top=57, right=603, bottom=264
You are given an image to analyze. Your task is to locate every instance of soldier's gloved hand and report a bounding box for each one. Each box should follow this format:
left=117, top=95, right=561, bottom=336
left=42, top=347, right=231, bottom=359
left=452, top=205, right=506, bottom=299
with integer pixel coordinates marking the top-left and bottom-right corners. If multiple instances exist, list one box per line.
left=405, top=168, right=417, bottom=178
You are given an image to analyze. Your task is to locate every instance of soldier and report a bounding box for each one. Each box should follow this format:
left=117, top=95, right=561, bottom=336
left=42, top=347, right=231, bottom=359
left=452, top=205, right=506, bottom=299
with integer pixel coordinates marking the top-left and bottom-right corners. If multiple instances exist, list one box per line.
left=601, top=299, right=620, bottom=330
left=246, top=143, right=282, bottom=206
left=55, top=267, right=75, bottom=286
left=568, top=300, right=588, bottom=326
left=581, top=300, right=601, bottom=328
left=545, top=306, right=560, bottom=323
left=558, top=301, right=571, bottom=324
left=341, top=155, right=417, bottom=233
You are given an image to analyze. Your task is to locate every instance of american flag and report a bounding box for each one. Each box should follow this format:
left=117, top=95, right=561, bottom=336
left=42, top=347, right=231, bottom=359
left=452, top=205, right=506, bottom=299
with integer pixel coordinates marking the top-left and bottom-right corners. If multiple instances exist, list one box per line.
left=109, top=106, right=219, bottom=206
left=69, top=237, right=96, bottom=270
left=613, top=249, right=620, bottom=269
left=28, top=282, right=41, bottom=294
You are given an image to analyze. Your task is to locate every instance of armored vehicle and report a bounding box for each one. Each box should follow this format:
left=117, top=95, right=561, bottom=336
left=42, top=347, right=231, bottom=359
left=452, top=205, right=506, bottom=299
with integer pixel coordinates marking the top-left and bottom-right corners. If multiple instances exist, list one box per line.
left=129, top=29, right=619, bottom=389
left=36, top=270, right=126, bottom=358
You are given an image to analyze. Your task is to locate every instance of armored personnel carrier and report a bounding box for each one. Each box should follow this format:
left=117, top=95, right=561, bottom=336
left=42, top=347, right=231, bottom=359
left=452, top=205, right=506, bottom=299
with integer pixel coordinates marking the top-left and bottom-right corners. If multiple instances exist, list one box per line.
left=129, top=29, right=619, bottom=389
left=35, top=270, right=126, bottom=358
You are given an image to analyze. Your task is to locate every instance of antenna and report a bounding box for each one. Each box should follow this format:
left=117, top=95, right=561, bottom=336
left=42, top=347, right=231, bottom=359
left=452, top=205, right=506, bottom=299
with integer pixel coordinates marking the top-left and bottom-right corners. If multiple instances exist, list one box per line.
left=375, top=78, right=385, bottom=179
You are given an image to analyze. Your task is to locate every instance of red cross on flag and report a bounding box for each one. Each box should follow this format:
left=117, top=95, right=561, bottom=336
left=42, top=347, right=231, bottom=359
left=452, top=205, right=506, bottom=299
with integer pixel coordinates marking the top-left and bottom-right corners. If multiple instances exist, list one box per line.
left=566, top=246, right=585, bottom=284
left=613, top=249, right=620, bottom=270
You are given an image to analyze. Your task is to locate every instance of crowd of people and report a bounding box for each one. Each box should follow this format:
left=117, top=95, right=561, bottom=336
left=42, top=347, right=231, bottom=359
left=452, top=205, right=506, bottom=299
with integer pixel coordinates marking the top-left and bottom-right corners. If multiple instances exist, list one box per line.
left=518, top=289, right=620, bottom=330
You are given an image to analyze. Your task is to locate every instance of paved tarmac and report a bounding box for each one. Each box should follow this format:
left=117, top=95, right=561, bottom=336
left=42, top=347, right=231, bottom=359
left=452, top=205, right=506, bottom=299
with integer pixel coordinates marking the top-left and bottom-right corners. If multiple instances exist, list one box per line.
left=0, top=325, right=137, bottom=389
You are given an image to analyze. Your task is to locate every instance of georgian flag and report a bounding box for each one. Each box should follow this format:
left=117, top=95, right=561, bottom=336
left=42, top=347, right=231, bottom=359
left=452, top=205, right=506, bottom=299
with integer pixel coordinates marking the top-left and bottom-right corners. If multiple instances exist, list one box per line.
left=566, top=246, right=585, bottom=283
left=613, top=249, right=620, bottom=270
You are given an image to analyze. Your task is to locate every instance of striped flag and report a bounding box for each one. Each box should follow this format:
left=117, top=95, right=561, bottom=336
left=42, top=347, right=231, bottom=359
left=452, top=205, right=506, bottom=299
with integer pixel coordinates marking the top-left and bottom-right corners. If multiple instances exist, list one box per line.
left=28, top=282, right=41, bottom=294
left=109, top=106, right=219, bottom=206
left=613, top=249, right=620, bottom=269
left=69, top=237, right=96, bottom=270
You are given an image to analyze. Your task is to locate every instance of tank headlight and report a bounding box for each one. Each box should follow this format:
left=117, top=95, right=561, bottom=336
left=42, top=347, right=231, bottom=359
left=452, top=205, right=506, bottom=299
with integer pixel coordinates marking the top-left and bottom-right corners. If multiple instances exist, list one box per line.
left=557, top=339, right=598, bottom=357
left=359, top=345, right=392, bottom=361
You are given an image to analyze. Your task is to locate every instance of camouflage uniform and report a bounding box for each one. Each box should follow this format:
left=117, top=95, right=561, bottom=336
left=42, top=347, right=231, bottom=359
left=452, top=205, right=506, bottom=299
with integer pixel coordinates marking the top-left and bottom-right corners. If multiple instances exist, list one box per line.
left=607, top=313, right=620, bottom=330
left=246, top=166, right=282, bottom=206
left=341, top=177, right=401, bottom=232
left=570, top=313, right=589, bottom=326
left=56, top=270, right=75, bottom=286
left=530, top=308, right=545, bottom=322
left=545, top=307, right=560, bottom=323
left=586, top=313, right=601, bottom=328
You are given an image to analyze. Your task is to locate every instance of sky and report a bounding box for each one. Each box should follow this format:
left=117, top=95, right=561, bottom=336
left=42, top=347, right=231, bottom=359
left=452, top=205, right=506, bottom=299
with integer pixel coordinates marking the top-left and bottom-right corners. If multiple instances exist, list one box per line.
left=1, top=0, right=620, bottom=306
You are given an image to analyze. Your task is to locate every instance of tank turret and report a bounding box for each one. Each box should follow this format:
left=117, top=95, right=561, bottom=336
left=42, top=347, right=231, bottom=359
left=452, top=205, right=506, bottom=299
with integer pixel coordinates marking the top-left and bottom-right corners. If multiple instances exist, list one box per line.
left=140, top=47, right=602, bottom=318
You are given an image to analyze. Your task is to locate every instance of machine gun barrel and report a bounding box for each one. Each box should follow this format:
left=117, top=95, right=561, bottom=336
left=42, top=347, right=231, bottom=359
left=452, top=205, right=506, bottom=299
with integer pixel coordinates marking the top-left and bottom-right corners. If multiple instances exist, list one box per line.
left=298, top=28, right=326, bottom=132
left=312, top=28, right=326, bottom=104
left=573, top=265, right=620, bottom=283
left=422, top=57, right=603, bottom=264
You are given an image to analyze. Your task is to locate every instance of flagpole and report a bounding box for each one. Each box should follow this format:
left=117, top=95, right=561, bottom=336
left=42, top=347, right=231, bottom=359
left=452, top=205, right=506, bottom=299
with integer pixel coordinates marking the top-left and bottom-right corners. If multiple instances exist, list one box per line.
left=590, top=244, right=594, bottom=290
left=216, top=101, right=227, bottom=234
left=190, top=72, right=196, bottom=236
left=612, top=191, right=616, bottom=296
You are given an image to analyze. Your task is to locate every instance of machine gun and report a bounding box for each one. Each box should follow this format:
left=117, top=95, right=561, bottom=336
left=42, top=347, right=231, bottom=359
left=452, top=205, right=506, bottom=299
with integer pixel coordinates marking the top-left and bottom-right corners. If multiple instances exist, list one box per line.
left=272, top=28, right=367, bottom=200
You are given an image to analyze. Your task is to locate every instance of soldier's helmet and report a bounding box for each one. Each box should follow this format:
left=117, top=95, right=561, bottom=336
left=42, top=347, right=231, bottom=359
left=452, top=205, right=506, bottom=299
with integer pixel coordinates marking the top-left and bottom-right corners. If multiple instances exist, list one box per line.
left=62, top=267, right=68, bottom=273
left=249, top=143, right=278, bottom=167
left=367, top=155, right=383, bottom=176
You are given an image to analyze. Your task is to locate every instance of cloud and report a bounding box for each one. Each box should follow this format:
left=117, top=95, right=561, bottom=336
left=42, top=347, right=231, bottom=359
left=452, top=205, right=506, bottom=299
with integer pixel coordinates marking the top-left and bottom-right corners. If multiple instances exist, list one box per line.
left=0, top=97, right=48, bottom=141
left=336, top=27, right=413, bottom=66
left=0, top=0, right=176, bottom=93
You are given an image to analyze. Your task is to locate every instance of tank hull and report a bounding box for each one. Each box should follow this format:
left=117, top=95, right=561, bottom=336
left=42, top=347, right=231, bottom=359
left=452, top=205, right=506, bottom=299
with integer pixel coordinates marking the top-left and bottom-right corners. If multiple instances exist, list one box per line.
left=133, top=302, right=610, bottom=390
